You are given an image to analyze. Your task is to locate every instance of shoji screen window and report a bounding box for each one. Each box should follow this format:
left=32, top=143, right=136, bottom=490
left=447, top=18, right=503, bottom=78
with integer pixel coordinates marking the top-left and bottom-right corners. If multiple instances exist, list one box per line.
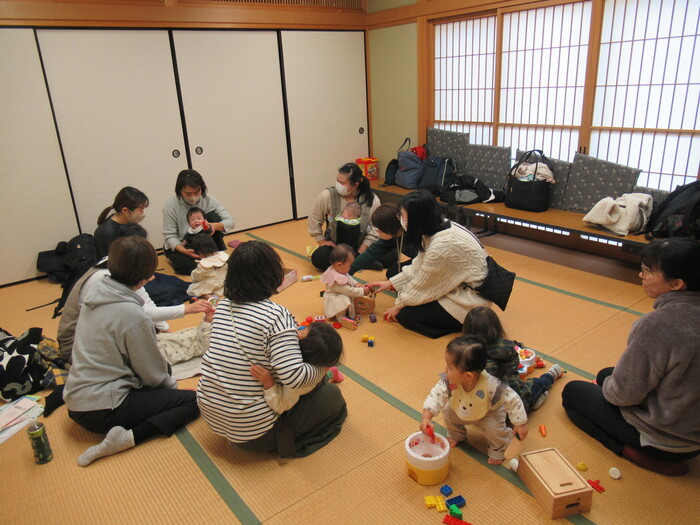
left=434, top=16, right=497, bottom=145
left=592, top=0, right=699, bottom=191
left=499, top=2, right=592, bottom=161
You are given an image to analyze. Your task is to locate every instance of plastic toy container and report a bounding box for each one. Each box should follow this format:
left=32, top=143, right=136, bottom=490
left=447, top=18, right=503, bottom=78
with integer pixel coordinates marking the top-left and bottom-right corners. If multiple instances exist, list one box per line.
left=405, top=431, right=450, bottom=485
left=517, top=346, right=537, bottom=379
left=356, top=157, right=379, bottom=180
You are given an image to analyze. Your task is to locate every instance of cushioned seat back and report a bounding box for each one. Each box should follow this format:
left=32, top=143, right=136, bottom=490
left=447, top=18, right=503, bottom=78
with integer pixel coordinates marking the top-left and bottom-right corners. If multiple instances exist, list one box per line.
left=561, top=153, right=641, bottom=213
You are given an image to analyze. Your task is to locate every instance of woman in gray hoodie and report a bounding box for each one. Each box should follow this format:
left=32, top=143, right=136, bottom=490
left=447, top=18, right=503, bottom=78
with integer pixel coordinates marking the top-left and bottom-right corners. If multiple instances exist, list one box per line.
left=562, top=238, right=700, bottom=476
left=64, top=236, right=199, bottom=466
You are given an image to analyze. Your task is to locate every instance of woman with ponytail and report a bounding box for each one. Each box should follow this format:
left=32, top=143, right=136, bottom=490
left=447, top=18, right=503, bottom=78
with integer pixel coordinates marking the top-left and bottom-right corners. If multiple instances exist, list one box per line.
left=94, top=187, right=149, bottom=259
left=307, top=162, right=381, bottom=271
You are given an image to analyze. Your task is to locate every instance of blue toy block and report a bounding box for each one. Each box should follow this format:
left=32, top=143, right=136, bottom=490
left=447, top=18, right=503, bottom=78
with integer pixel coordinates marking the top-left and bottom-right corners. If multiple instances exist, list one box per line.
left=440, top=485, right=453, bottom=497
left=445, top=495, right=466, bottom=508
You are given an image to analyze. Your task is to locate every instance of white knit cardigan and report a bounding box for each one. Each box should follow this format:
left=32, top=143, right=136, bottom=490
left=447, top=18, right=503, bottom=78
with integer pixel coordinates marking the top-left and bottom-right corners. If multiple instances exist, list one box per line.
left=389, top=222, right=491, bottom=322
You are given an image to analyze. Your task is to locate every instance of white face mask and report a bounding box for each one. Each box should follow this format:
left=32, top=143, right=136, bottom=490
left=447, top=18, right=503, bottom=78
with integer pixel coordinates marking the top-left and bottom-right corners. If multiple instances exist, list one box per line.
left=335, top=181, right=350, bottom=197
left=400, top=216, right=408, bottom=232
left=128, top=210, right=145, bottom=224
left=183, top=196, right=201, bottom=206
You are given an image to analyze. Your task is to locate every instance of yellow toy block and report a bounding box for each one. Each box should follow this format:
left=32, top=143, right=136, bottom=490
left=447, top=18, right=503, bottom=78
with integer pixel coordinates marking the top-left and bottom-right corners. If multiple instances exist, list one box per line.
left=424, top=495, right=436, bottom=508
left=435, top=496, right=447, bottom=512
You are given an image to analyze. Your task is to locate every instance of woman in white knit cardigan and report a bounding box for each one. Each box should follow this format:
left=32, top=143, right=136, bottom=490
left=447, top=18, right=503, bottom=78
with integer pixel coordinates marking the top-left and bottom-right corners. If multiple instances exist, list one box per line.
left=366, top=190, right=491, bottom=338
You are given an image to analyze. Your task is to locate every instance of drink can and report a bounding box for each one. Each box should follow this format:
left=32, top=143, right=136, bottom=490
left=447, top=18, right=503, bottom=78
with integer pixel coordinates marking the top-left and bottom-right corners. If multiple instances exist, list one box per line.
left=27, top=420, right=54, bottom=464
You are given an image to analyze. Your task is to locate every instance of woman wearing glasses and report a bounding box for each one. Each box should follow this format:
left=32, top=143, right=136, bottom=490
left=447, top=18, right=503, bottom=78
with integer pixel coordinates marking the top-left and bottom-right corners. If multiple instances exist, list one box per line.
left=562, top=238, right=700, bottom=476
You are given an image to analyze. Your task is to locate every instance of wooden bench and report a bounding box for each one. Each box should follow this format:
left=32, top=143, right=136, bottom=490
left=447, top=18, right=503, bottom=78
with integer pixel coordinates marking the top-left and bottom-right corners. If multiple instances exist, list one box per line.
left=370, top=179, right=648, bottom=263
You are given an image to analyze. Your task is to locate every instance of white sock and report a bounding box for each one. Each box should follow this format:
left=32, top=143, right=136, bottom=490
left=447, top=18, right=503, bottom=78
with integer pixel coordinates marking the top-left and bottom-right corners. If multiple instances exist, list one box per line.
left=546, top=364, right=564, bottom=380
left=78, top=426, right=135, bottom=467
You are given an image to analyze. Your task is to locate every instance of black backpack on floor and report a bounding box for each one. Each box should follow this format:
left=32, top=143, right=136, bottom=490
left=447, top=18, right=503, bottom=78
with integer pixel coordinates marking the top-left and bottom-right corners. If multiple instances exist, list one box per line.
left=645, top=180, right=700, bottom=240
left=36, top=233, right=99, bottom=318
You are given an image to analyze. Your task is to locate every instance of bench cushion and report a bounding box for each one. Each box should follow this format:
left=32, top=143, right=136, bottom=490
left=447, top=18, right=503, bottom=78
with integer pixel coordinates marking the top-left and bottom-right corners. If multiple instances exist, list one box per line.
left=427, top=129, right=510, bottom=190
left=516, top=149, right=572, bottom=210
left=633, top=185, right=670, bottom=206
left=427, top=127, right=470, bottom=159
left=561, top=153, right=641, bottom=213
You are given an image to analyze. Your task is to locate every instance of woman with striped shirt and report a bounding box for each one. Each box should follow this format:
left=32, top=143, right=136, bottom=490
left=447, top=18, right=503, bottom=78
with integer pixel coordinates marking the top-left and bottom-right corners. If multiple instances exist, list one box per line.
left=197, top=241, right=347, bottom=457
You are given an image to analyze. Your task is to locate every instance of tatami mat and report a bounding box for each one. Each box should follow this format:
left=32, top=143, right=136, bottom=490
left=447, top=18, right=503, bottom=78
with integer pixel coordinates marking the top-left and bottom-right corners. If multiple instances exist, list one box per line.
left=2, top=219, right=698, bottom=525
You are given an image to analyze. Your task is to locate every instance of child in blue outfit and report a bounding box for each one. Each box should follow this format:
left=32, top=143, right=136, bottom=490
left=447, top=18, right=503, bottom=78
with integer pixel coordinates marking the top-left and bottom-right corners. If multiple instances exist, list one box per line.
left=421, top=335, right=528, bottom=465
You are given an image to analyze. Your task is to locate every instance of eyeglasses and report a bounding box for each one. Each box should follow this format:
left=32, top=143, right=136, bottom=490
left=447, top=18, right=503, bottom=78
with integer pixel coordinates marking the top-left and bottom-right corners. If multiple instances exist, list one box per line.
left=640, top=263, right=653, bottom=275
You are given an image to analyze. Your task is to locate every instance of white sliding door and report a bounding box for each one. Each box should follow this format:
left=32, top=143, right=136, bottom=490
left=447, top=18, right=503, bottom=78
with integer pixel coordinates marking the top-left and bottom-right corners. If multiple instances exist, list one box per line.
left=36, top=29, right=188, bottom=249
left=173, top=30, right=292, bottom=230
left=282, top=31, right=369, bottom=218
left=0, top=29, right=78, bottom=285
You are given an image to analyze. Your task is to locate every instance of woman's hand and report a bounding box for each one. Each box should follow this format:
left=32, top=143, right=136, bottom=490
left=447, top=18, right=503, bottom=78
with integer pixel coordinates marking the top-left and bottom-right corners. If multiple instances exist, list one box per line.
left=366, top=280, right=392, bottom=293
left=318, top=239, right=336, bottom=248
left=513, top=424, right=528, bottom=441
left=208, top=221, right=223, bottom=234
left=176, top=244, right=200, bottom=259
left=185, top=299, right=215, bottom=316
left=384, top=306, right=402, bottom=322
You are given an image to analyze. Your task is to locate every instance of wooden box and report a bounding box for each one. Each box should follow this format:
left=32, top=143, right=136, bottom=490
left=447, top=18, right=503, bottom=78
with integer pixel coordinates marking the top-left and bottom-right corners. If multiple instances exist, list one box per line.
left=517, top=448, right=593, bottom=519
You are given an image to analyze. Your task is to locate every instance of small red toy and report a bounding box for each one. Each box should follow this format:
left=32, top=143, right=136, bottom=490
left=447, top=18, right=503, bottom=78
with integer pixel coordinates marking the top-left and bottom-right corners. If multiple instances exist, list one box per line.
left=535, top=357, right=545, bottom=368
left=202, top=220, right=210, bottom=231
left=425, top=425, right=435, bottom=440
left=588, top=479, right=605, bottom=493
left=305, top=316, right=313, bottom=324
left=539, top=424, right=547, bottom=437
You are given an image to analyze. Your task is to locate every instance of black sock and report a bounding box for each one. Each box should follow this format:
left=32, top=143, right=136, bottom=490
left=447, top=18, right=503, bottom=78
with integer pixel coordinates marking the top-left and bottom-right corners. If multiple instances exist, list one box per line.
left=43, top=385, right=65, bottom=417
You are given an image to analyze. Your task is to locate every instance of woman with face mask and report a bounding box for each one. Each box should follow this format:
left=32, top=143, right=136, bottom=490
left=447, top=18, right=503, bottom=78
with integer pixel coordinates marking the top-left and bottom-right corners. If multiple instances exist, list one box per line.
left=307, top=162, right=381, bottom=271
left=366, top=190, right=491, bottom=339
left=163, top=170, right=235, bottom=275
left=94, top=187, right=150, bottom=259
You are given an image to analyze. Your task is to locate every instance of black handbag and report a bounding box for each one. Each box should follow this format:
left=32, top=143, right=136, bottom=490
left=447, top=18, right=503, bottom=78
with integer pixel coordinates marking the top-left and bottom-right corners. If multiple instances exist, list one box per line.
left=505, top=149, right=552, bottom=212
left=463, top=256, right=516, bottom=311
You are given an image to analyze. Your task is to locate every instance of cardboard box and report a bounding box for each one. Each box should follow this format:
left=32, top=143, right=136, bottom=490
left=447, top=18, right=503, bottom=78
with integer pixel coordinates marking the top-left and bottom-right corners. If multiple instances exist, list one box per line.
left=517, top=448, right=593, bottom=519
left=277, top=268, right=297, bottom=292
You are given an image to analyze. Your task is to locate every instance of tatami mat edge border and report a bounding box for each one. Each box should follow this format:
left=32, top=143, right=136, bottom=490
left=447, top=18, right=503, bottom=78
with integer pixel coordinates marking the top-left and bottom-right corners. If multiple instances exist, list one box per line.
left=176, top=427, right=261, bottom=525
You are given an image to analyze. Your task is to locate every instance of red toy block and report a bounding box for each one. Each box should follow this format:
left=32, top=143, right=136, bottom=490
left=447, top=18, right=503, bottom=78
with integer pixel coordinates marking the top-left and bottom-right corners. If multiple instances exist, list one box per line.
left=443, top=515, right=472, bottom=525
left=587, top=479, right=605, bottom=493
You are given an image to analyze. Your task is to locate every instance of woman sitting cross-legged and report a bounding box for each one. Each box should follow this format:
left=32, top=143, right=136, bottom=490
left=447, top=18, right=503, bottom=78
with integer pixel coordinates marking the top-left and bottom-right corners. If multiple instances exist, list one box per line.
left=562, top=238, right=700, bottom=476
left=197, top=241, right=347, bottom=457
left=63, top=236, right=200, bottom=466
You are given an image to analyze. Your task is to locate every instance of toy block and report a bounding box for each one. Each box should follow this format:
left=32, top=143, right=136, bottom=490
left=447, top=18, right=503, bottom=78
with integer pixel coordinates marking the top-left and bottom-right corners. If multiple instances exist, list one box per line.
left=338, top=316, right=357, bottom=330
left=435, top=496, right=447, bottom=512
left=445, top=495, right=465, bottom=508
left=440, top=485, right=453, bottom=497
left=448, top=504, right=462, bottom=518
left=517, top=448, right=593, bottom=519
left=442, top=515, right=472, bottom=525
left=361, top=334, right=370, bottom=342
left=369, top=313, right=377, bottom=323
left=313, top=315, right=326, bottom=322
left=367, top=340, right=375, bottom=348
left=424, top=495, right=436, bottom=508
left=588, top=479, right=605, bottom=493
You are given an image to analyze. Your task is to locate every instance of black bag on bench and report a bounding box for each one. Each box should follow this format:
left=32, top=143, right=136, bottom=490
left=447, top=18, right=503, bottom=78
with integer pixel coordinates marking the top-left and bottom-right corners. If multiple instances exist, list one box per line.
left=505, top=149, right=553, bottom=212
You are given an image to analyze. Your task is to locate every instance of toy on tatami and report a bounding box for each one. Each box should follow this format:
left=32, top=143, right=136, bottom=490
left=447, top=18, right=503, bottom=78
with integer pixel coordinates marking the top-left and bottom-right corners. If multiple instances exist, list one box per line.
left=320, top=244, right=373, bottom=322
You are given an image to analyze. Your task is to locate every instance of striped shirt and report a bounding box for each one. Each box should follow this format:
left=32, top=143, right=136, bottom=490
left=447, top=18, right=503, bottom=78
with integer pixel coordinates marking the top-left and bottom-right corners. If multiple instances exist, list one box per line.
left=197, top=298, right=324, bottom=443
